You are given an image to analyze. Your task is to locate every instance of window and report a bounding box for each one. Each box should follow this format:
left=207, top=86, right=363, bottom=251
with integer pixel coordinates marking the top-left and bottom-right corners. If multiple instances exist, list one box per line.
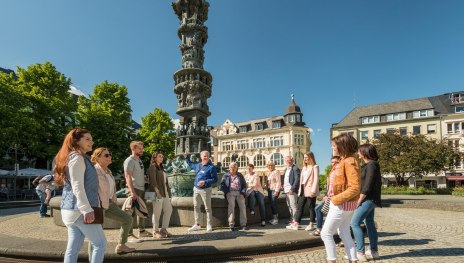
left=296, top=115, right=301, bottom=122
left=294, top=152, right=304, bottom=167
left=427, top=124, right=436, bottom=134
left=289, top=115, right=295, bottom=122
left=386, top=128, right=395, bottom=134
left=448, top=123, right=453, bottom=134
left=386, top=113, right=406, bottom=121
left=254, top=154, right=266, bottom=167
left=413, top=125, right=421, bottom=134
left=222, top=157, right=231, bottom=168
left=373, top=130, right=381, bottom=138
left=455, top=123, right=461, bottom=133
left=222, top=141, right=233, bottom=151
left=456, top=106, right=464, bottom=113
left=294, top=134, right=304, bottom=145
left=239, top=125, right=248, bottom=133
left=399, top=127, right=407, bottom=136
left=272, top=121, right=281, bottom=129
left=448, top=139, right=459, bottom=149
left=360, top=131, right=368, bottom=140
left=413, top=109, right=434, bottom=118
left=271, top=153, right=284, bottom=166
left=237, top=140, right=248, bottom=150
left=361, top=116, right=380, bottom=124
left=270, top=136, right=284, bottom=147
left=237, top=156, right=248, bottom=168
left=253, top=138, right=265, bottom=148
left=255, top=123, right=264, bottom=131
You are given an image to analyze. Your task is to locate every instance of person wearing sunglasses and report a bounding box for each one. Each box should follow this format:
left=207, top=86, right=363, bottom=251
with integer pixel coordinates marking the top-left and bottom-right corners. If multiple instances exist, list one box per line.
left=90, top=147, right=135, bottom=255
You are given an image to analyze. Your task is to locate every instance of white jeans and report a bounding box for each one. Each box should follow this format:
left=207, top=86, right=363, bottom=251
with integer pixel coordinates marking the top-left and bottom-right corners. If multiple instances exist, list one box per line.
left=152, top=197, right=173, bottom=232
left=321, top=202, right=357, bottom=261
left=285, top=192, right=298, bottom=219
left=193, top=187, right=212, bottom=226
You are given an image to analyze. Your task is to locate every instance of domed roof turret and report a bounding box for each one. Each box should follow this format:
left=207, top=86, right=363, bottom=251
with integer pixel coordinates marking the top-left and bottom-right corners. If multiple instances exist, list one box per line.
left=285, top=94, right=302, bottom=116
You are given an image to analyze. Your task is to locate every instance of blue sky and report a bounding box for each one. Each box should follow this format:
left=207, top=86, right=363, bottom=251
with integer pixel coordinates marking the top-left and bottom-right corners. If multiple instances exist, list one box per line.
left=2, top=0, right=464, bottom=170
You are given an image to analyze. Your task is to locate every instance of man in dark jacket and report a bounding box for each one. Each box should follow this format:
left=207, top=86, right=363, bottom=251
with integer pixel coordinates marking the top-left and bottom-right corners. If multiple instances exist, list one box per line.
left=283, top=156, right=301, bottom=230
left=221, top=162, right=247, bottom=231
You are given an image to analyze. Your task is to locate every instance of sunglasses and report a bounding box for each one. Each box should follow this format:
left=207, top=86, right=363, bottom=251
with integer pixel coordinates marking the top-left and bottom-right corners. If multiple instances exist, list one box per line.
left=139, top=160, right=144, bottom=169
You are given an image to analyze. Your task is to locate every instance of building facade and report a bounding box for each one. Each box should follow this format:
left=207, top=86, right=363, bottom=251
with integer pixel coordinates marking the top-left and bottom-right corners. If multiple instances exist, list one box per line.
left=331, top=91, right=464, bottom=188
left=211, top=97, right=311, bottom=175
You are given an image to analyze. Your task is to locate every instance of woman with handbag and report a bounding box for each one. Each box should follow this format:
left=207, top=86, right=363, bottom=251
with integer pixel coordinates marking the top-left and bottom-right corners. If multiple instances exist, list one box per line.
left=53, top=128, right=107, bottom=263
left=147, top=150, right=173, bottom=238
left=321, top=133, right=361, bottom=263
left=350, top=144, right=382, bottom=261
left=90, top=147, right=135, bottom=254
left=292, top=152, right=319, bottom=231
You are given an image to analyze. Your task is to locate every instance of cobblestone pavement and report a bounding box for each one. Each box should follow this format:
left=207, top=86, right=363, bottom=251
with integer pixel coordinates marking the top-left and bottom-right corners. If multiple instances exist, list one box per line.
left=253, top=207, right=464, bottom=263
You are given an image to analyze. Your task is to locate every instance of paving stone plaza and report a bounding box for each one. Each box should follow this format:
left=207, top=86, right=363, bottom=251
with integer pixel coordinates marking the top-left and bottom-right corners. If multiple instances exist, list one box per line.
left=1, top=195, right=463, bottom=262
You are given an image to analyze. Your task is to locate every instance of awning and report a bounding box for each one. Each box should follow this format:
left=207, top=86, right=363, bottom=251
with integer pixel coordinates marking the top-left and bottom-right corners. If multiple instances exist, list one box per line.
left=445, top=176, right=464, bottom=181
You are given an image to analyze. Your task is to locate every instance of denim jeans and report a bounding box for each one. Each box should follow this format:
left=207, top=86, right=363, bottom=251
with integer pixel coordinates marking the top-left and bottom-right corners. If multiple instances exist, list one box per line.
left=351, top=199, right=378, bottom=253
left=315, top=202, right=324, bottom=229
left=267, top=190, right=279, bottom=216
left=36, top=189, right=47, bottom=216
left=64, top=215, right=107, bottom=263
left=321, top=202, right=356, bottom=261
left=247, top=190, right=266, bottom=220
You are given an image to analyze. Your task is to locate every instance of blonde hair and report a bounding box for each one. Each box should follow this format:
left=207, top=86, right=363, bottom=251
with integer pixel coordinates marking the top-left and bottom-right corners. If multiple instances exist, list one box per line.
left=303, top=152, right=317, bottom=167
left=91, top=147, right=109, bottom=164
left=130, top=141, right=144, bottom=151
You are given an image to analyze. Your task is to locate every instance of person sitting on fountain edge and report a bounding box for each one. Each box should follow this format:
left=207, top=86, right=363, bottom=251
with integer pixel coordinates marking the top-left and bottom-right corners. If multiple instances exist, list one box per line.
left=182, top=151, right=217, bottom=232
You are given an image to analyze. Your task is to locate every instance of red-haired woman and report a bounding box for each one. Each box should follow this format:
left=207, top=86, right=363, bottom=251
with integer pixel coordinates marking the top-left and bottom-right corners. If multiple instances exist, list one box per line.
left=54, top=128, right=106, bottom=263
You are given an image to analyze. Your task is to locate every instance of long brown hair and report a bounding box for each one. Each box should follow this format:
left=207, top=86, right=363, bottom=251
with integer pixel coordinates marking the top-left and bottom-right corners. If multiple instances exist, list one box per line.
left=53, top=128, right=90, bottom=186
left=331, top=133, right=358, bottom=158
left=303, top=152, right=317, bottom=167
left=151, top=150, right=164, bottom=170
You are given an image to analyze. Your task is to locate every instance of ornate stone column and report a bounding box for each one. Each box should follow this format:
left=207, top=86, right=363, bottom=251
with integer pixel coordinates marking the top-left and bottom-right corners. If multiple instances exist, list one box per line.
left=172, top=0, right=212, bottom=154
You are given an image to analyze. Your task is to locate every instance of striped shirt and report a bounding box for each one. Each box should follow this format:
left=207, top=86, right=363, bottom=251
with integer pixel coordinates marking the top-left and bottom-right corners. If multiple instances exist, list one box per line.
left=328, top=165, right=357, bottom=211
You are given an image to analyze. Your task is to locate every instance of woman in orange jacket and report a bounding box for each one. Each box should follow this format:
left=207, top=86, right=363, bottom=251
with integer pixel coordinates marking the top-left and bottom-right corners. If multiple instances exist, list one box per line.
left=321, top=133, right=361, bottom=263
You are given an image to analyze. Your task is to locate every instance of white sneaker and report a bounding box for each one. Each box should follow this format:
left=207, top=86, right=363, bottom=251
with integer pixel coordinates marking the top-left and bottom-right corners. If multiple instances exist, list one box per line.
left=345, top=253, right=367, bottom=262
left=269, top=218, right=279, bottom=225
left=286, top=224, right=299, bottom=230
left=127, top=235, right=142, bottom=243
left=206, top=224, right=213, bottom=232
left=305, top=223, right=315, bottom=231
left=366, top=249, right=380, bottom=259
left=188, top=224, right=201, bottom=232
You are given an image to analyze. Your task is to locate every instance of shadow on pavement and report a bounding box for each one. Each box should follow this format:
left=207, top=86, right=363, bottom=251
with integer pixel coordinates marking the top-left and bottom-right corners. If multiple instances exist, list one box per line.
left=378, top=232, right=406, bottom=237
left=380, top=247, right=464, bottom=260
left=378, top=238, right=433, bottom=246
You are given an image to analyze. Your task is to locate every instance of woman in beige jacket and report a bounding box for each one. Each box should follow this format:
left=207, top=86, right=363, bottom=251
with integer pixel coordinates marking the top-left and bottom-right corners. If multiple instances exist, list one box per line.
left=147, top=151, right=173, bottom=239
left=91, top=147, right=135, bottom=254
left=292, top=152, right=319, bottom=231
left=265, top=161, right=281, bottom=225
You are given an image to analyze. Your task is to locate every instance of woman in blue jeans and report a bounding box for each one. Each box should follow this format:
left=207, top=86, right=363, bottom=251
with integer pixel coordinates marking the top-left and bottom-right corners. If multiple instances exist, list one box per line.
left=351, top=144, right=382, bottom=261
left=54, top=128, right=107, bottom=263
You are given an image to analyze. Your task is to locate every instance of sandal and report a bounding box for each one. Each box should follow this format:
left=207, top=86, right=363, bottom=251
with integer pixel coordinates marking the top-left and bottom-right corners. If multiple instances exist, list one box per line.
left=312, top=228, right=321, bottom=236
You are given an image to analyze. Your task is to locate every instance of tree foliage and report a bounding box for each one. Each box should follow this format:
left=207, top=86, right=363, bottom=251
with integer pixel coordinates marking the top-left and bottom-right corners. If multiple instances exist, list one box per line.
left=77, top=81, right=133, bottom=172
left=0, top=62, right=76, bottom=167
left=138, top=108, right=176, bottom=159
left=372, top=131, right=461, bottom=185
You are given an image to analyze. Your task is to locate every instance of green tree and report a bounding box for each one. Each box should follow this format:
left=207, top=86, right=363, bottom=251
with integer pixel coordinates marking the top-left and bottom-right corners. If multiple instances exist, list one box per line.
left=138, top=108, right=176, bottom=160
left=372, top=131, right=460, bottom=186
left=77, top=81, right=133, bottom=172
left=1, top=62, right=76, bottom=167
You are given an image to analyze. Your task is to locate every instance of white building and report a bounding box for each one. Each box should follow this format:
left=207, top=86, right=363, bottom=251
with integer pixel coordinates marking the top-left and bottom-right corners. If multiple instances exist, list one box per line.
left=211, top=97, right=311, bottom=176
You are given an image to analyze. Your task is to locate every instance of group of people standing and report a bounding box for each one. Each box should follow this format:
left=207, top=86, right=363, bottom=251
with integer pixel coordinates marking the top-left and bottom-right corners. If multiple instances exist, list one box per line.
left=52, top=127, right=381, bottom=263
left=53, top=128, right=174, bottom=263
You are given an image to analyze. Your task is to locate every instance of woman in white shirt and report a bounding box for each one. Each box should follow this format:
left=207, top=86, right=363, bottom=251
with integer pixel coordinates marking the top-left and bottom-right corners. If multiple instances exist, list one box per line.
left=53, top=128, right=106, bottom=263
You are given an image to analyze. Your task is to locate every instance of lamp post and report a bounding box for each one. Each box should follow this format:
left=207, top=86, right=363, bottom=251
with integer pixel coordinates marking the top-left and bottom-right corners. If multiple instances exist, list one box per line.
left=3, top=144, right=27, bottom=200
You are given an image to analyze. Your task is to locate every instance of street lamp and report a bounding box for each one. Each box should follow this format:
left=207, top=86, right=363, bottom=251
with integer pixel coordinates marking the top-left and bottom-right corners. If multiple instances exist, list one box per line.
left=3, top=144, right=27, bottom=200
